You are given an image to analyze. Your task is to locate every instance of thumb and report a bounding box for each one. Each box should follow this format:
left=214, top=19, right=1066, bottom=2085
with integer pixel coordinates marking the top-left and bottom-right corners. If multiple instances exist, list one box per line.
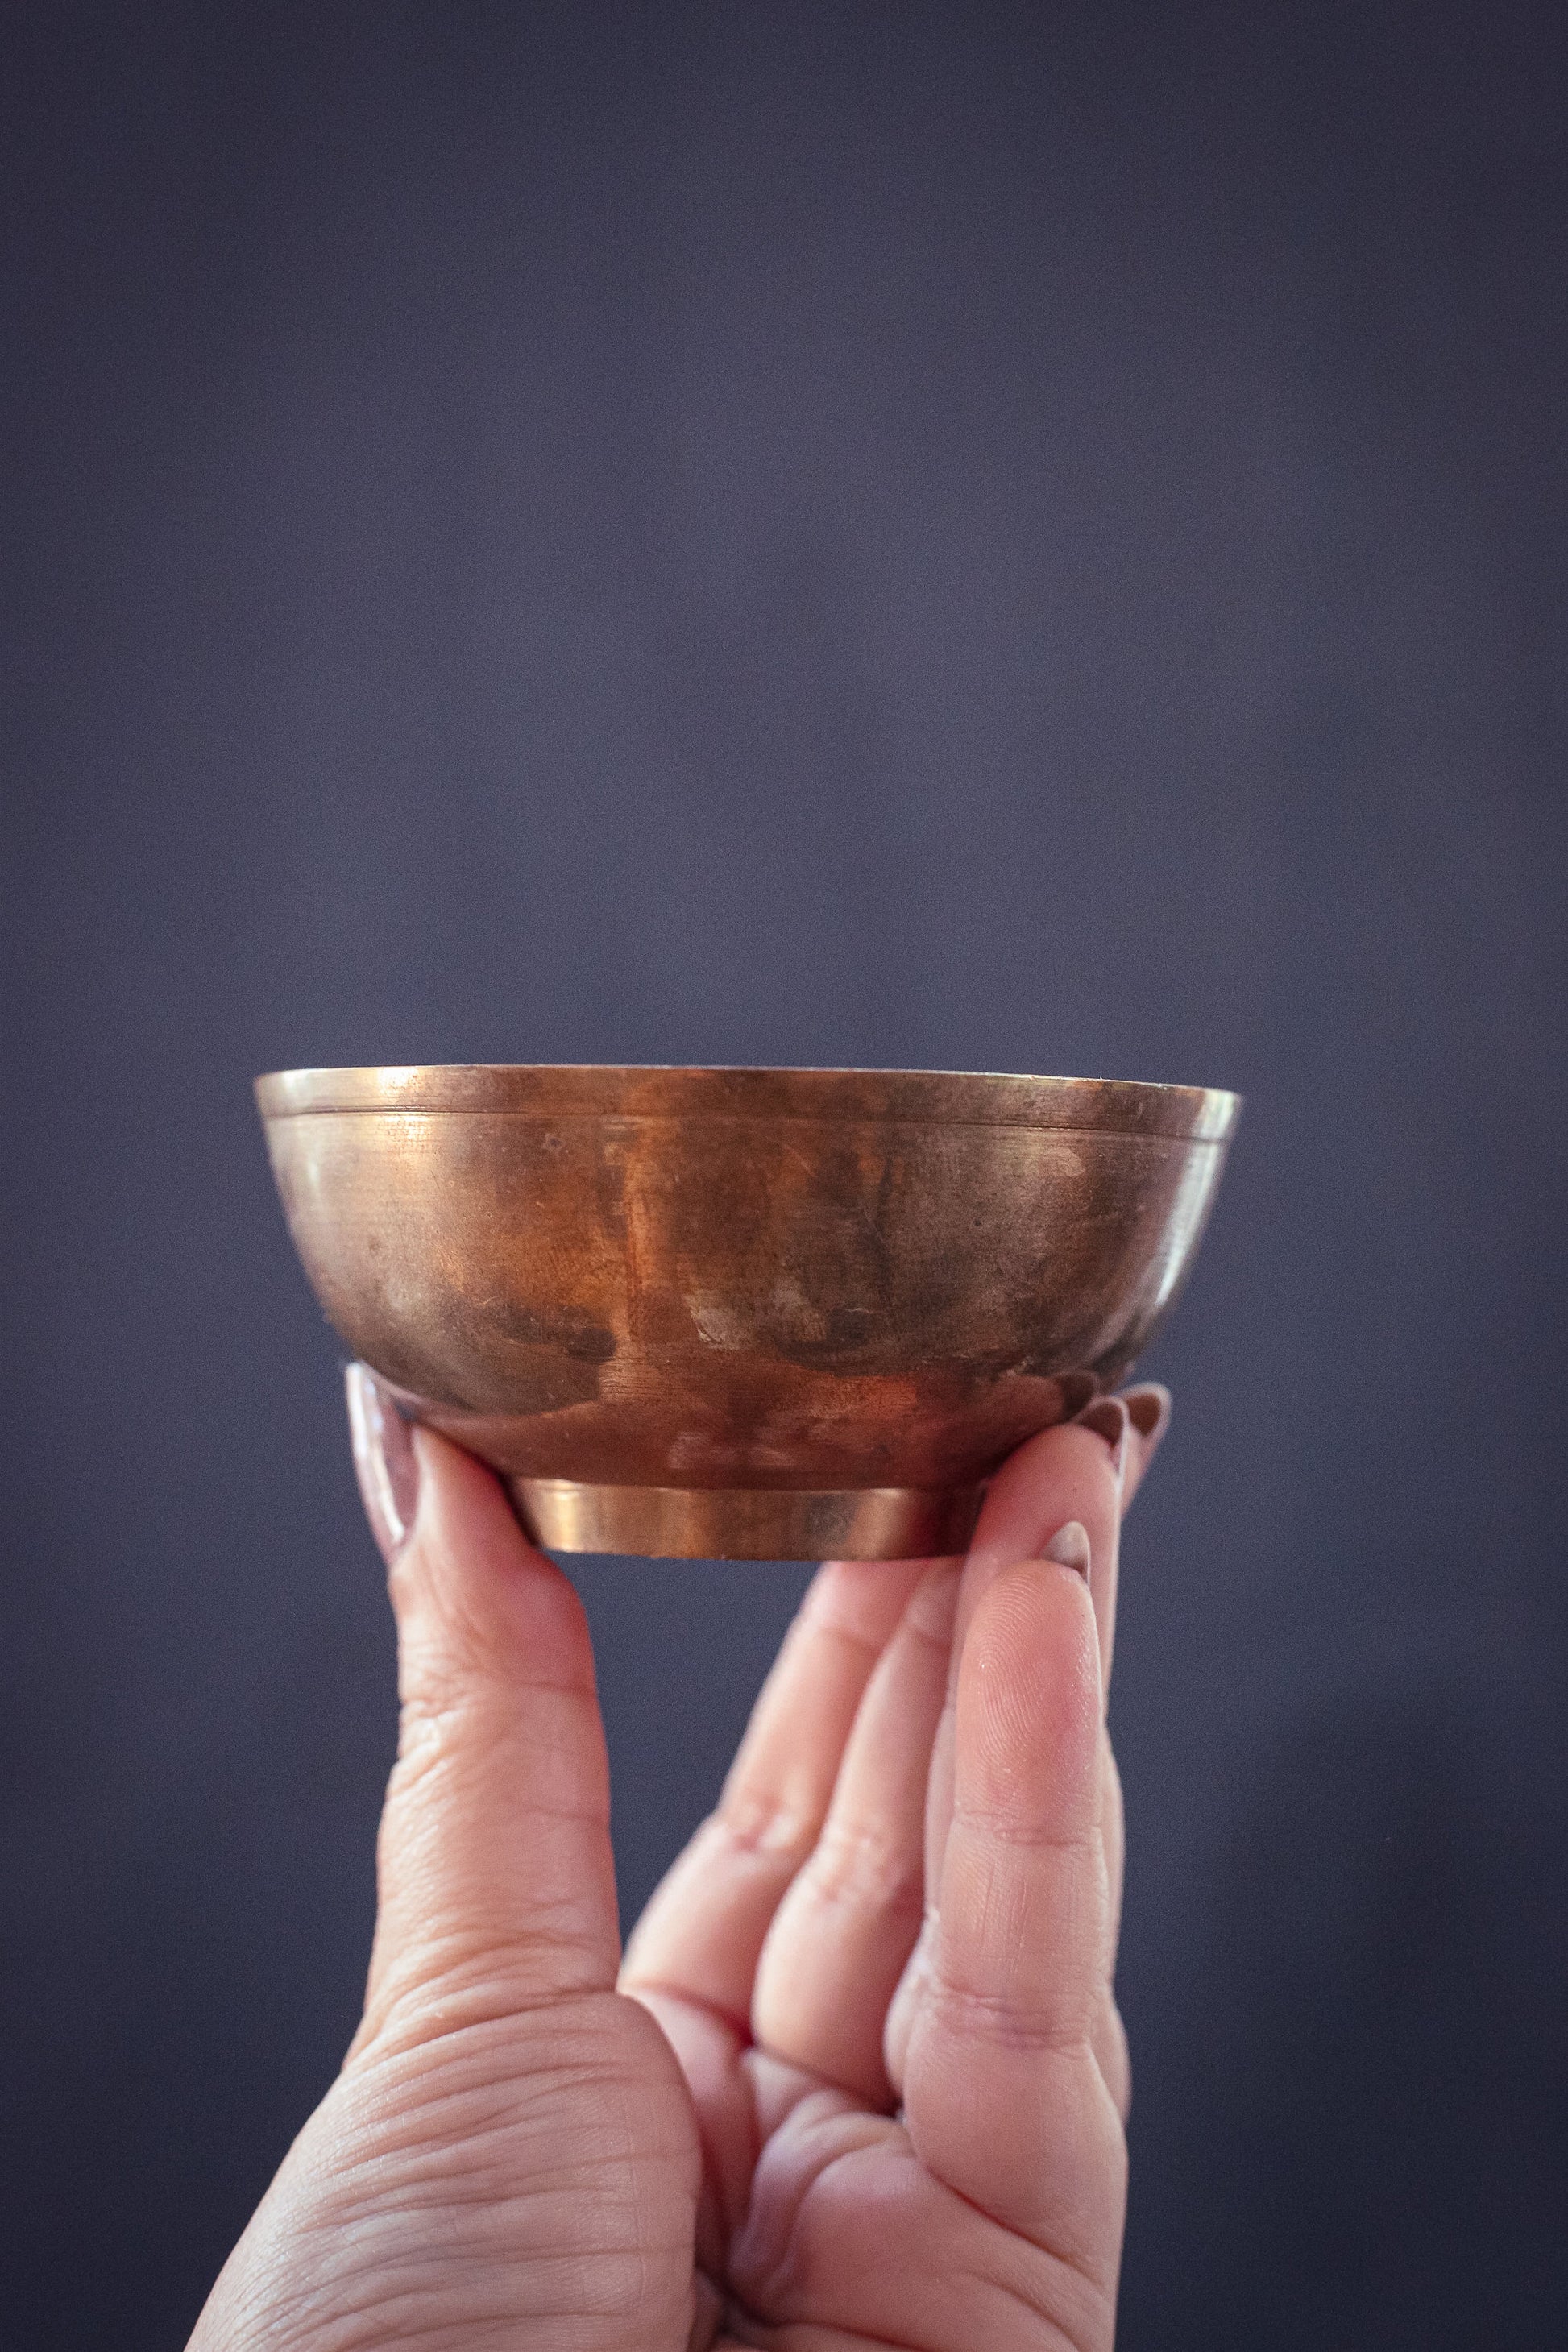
left=344, top=1364, right=620, bottom=2054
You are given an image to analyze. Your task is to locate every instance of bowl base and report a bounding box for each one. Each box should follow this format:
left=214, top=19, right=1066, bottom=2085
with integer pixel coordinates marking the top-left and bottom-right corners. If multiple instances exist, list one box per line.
left=510, top=1477, right=985, bottom=1562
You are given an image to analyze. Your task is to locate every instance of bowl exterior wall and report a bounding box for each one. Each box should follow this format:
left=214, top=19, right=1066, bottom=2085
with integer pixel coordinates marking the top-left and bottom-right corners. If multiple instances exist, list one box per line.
left=260, top=1071, right=1234, bottom=1531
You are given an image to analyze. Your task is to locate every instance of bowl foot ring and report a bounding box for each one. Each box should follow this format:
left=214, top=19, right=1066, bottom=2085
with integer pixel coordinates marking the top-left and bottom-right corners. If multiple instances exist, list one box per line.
left=510, top=1477, right=986, bottom=1562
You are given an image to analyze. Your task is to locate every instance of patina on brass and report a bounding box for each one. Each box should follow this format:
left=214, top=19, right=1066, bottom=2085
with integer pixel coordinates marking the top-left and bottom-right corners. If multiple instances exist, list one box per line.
left=256, top=1064, right=1239, bottom=1559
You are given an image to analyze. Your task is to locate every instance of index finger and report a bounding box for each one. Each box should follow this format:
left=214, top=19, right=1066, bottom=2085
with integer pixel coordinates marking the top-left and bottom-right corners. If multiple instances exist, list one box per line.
left=903, top=1555, right=1125, bottom=2285
left=883, top=1386, right=1167, bottom=2090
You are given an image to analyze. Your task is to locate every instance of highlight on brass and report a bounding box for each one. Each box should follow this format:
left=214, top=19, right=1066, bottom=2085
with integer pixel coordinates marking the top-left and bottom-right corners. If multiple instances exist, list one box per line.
left=256, top=1064, right=1240, bottom=1559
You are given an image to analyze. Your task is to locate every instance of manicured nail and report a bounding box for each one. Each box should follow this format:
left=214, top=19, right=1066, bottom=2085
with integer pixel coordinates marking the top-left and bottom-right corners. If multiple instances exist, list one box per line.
left=1075, top=1395, right=1129, bottom=1479
left=346, top=1363, right=420, bottom=1562
left=1121, top=1383, right=1172, bottom=1450
left=1040, top=1520, right=1091, bottom=1578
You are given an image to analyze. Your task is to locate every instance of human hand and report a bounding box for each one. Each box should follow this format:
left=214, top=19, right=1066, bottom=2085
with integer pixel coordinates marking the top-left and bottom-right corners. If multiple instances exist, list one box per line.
left=189, top=1368, right=1168, bottom=2350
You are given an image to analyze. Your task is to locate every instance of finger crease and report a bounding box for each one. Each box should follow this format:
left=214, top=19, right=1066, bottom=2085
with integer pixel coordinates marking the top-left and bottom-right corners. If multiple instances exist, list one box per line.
left=927, top=1977, right=1099, bottom=2059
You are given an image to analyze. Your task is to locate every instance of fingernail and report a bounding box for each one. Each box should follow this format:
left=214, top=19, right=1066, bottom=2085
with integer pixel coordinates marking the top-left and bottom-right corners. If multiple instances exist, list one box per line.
left=1040, top=1520, right=1091, bottom=1578
left=346, top=1363, right=421, bottom=1562
left=1122, top=1383, right=1172, bottom=1450
left=1075, top=1395, right=1129, bottom=1480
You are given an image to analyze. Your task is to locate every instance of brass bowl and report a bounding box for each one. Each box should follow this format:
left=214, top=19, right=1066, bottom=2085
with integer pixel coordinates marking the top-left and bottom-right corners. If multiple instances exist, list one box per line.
left=256, top=1064, right=1239, bottom=1559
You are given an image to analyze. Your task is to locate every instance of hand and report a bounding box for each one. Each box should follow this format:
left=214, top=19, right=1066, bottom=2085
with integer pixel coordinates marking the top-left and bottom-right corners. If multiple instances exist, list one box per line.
left=189, top=1368, right=1169, bottom=2350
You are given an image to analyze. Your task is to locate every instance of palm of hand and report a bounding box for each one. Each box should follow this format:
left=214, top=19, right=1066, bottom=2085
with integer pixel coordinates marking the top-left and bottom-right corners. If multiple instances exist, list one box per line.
left=192, top=1382, right=1149, bottom=2351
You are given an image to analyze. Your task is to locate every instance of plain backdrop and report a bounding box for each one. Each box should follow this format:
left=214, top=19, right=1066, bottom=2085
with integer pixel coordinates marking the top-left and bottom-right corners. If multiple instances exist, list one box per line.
left=3, top=3, right=1566, bottom=2345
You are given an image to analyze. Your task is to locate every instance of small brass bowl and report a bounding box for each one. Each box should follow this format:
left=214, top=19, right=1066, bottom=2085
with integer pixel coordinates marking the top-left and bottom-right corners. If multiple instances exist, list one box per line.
left=256, top=1064, right=1239, bottom=1559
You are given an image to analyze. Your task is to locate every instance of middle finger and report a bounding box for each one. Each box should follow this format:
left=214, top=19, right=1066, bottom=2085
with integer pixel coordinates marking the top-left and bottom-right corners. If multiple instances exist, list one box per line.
left=620, top=1553, right=930, bottom=2027
left=750, top=1557, right=961, bottom=2107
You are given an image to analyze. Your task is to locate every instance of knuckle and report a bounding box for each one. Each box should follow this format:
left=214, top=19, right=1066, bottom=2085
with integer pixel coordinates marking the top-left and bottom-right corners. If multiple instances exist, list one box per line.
left=801, top=1817, right=923, bottom=1919
left=716, top=1786, right=821, bottom=1865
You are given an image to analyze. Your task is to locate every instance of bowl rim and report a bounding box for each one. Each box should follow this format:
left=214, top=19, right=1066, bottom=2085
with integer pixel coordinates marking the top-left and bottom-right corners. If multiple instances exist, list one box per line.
left=255, top=1064, right=1240, bottom=1141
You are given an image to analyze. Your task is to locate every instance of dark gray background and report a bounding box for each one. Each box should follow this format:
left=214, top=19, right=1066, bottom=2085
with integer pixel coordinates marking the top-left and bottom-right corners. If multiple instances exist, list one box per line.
left=4, top=2, right=1565, bottom=2344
